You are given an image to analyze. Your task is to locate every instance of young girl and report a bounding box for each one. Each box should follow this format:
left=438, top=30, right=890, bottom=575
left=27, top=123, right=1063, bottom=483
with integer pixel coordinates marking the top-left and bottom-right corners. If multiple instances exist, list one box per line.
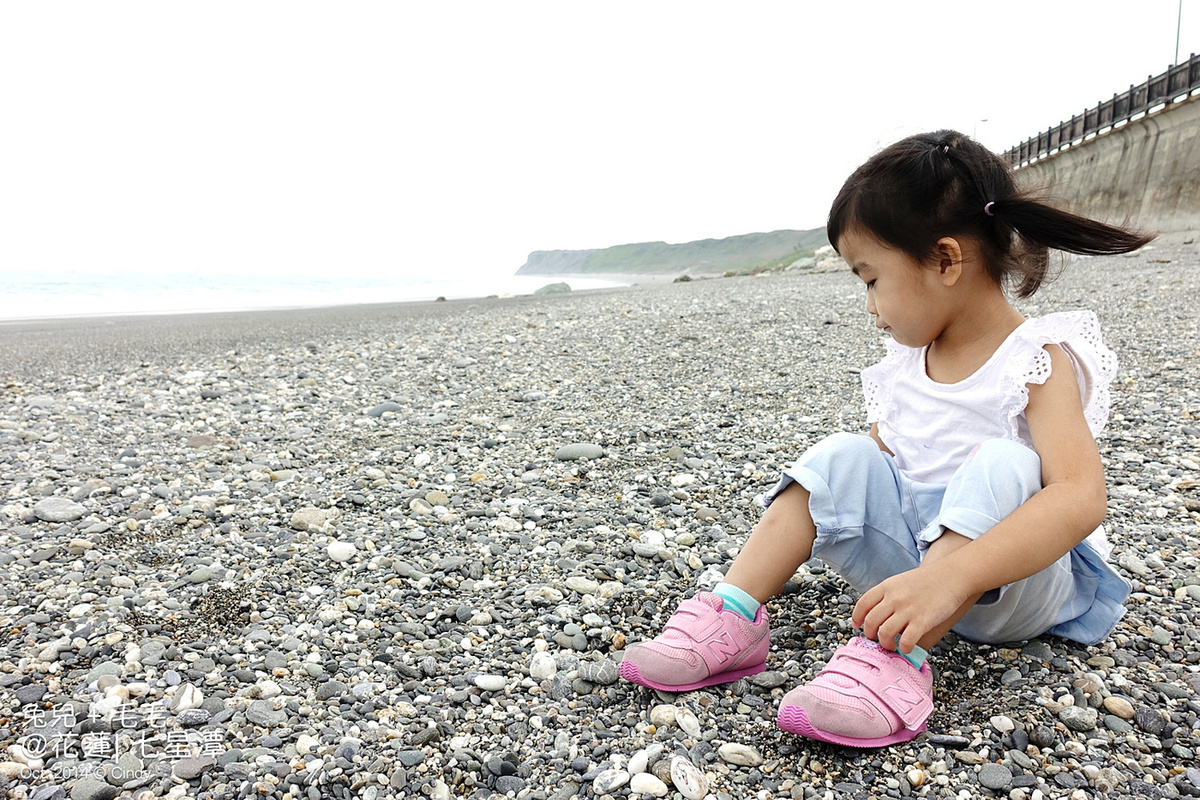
left=619, top=130, right=1152, bottom=748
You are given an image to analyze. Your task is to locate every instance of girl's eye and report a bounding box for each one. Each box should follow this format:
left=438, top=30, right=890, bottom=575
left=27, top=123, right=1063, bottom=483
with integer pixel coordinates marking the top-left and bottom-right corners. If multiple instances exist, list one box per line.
left=866, top=280, right=876, bottom=289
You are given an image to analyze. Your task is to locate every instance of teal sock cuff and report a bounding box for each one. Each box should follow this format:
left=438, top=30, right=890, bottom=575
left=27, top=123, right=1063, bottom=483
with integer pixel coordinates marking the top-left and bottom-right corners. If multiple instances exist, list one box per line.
left=713, top=583, right=760, bottom=621
left=898, top=642, right=928, bottom=669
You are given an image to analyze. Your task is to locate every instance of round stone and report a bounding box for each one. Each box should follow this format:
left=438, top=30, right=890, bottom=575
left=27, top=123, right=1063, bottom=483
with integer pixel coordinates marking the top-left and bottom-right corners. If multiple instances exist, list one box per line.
left=978, top=763, right=1013, bottom=791
left=592, top=769, right=630, bottom=794
left=717, top=743, right=763, bottom=767
left=1058, top=706, right=1097, bottom=731
left=474, top=674, right=507, bottom=692
left=629, top=772, right=668, bottom=797
left=33, top=496, right=87, bottom=522
left=554, top=443, right=604, bottom=461
left=327, top=541, right=356, bottom=562
left=1103, top=696, right=1135, bottom=719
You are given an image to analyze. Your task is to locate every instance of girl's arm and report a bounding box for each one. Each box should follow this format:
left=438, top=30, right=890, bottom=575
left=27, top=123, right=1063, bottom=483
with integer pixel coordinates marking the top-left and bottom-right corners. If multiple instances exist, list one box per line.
left=854, top=344, right=1109, bottom=653
left=869, top=423, right=894, bottom=455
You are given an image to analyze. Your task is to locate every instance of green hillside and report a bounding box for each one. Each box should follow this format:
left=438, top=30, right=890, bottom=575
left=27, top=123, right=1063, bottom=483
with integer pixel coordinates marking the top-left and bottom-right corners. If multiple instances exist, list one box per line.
left=517, top=227, right=828, bottom=276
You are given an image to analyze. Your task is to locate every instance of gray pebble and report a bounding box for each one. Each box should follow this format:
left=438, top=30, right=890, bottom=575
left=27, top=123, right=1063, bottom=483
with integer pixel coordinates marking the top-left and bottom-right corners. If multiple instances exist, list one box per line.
left=555, top=443, right=604, bottom=461
left=33, top=496, right=87, bottom=522
left=978, top=763, right=1012, bottom=791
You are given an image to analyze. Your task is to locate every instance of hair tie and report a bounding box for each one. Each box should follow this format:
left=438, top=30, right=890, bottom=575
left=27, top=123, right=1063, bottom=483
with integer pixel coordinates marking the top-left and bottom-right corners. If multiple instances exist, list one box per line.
left=983, top=201, right=995, bottom=216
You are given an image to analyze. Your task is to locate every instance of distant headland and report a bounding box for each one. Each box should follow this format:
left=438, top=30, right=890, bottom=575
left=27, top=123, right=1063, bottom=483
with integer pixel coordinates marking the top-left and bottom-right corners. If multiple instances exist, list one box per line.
left=516, top=227, right=829, bottom=277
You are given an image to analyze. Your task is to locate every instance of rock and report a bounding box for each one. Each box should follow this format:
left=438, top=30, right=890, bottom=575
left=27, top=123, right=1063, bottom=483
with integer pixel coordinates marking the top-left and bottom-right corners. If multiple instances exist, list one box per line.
left=107, top=752, right=143, bottom=786
left=675, top=707, right=701, bottom=738
left=246, top=699, right=287, bottom=727
left=170, top=683, right=203, bottom=712
left=69, top=778, right=117, bottom=800
left=717, top=743, right=763, bottom=767
left=577, top=659, right=618, bottom=686
left=1134, top=707, right=1167, bottom=735
left=670, top=756, right=709, bottom=800
left=173, top=755, right=215, bottom=780
left=185, top=434, right=217, bottom=448
left=535, top=282, right=571, bottom=294
left=366, top=401, right=404, bottom=417
left=316, top=680, right=347, bottom=701
left=978, top=763, right=1012, bottom=791
left=555, top=443, right=604, bottom=461
left=564, top=576, right=600, bottom=595
left=592, top=769, right=629, bottom=794
left=629, top=772, right=669, bottom=797
left=291, top=507, right=334, bottom=531
left=15, top=684, right=47, bottom=705
left=1102, top=695, right=1135, bottom=719
left=474, top=674, right=507, bottom=692
left=327, top=540, right=357, bottom=562
left=645, top=704, right=683, bottom=731
left=33, top=497, right=87, bottom=522
left=177, top=708, right=211, bottom=727
left=1059, top=705, right=1098, bottom=731
left=189, top=566, right=216, bottom=583
left=530, top=651, right=558, bottom=680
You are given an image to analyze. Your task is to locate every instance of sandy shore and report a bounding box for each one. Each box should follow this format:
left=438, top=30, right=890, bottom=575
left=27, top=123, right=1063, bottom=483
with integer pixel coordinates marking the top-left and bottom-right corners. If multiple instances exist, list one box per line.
left=1, top=246, right=1198, bottom=799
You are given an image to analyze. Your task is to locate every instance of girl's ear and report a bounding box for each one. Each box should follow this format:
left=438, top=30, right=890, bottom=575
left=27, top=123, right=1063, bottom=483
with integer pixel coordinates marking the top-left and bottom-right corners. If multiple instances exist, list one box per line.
left=934, top=237, right=964, bottom=287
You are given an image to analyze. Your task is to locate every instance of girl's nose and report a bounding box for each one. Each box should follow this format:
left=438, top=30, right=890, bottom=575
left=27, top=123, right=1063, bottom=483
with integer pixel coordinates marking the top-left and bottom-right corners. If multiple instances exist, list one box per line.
left=865, top=292, right=877, bottom=316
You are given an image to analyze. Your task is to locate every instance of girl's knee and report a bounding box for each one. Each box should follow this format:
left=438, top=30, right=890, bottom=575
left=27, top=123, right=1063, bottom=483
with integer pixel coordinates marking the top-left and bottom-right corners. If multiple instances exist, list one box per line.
left=814, top=431, right=880, bottom=459
left=965, top=438, right=1041, bottom=485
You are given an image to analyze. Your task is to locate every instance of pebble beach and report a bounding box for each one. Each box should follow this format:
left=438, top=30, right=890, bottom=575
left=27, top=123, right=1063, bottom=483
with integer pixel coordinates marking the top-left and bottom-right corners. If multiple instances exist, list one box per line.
left=2, top=244, right=1199, bottom=800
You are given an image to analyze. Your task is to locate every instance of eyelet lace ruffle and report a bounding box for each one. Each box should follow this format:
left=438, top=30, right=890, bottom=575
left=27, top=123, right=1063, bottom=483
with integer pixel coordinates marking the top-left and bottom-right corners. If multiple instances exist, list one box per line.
left=998, top=310, right=1118, bottom=441
left=861, top=338, right=909, bottom=424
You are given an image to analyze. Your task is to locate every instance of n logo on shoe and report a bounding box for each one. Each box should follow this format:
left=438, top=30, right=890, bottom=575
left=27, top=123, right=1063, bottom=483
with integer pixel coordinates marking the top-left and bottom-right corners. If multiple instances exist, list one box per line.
left=881, top=679, right=925, bottom=716
left=706, top=631, right=740, bottom=664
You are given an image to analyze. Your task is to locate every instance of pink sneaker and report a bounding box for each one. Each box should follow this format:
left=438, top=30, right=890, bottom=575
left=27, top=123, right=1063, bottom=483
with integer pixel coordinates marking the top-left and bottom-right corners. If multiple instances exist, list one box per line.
left=776, top=637, right=933, bottom=747
left=618, top=592, right=769, bottom=691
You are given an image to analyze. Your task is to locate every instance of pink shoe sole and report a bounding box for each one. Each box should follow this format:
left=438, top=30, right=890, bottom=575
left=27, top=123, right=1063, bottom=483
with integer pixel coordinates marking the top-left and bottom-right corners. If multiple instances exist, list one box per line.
left=777, top=705, right=926, bottom=747
left=619, top=659, right=766, bottom=692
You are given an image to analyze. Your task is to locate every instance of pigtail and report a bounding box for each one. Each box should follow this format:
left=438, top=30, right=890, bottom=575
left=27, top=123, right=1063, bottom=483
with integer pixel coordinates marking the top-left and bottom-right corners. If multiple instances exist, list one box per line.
left=990, top=197, right=1153, bottom=297
left=999, top=197, right=1154, bottom=256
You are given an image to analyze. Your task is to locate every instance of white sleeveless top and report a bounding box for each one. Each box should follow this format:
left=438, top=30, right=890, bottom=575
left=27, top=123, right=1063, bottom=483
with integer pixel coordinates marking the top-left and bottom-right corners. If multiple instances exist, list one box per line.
left=861, top=310, right=1118, bottom=487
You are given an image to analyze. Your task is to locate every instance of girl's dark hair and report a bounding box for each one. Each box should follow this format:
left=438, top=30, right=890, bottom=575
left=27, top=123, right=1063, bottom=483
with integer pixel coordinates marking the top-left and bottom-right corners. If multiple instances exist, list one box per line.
left=827, top=130, right=1155, bottom=297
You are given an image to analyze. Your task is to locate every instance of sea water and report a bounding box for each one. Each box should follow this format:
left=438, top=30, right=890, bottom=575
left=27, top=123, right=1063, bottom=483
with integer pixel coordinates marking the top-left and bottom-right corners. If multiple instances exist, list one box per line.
left=0, top=269, right=629, bottom=321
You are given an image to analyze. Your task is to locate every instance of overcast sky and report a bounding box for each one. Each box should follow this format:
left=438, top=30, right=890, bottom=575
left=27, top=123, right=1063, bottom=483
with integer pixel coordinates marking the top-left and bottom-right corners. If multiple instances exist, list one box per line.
left=2, top=2, right=1197, bottom=280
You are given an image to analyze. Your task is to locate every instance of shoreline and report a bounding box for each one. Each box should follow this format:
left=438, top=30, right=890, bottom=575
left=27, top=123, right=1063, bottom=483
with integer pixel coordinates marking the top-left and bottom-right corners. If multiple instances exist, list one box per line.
left=0, top=272, right=674, bottom=327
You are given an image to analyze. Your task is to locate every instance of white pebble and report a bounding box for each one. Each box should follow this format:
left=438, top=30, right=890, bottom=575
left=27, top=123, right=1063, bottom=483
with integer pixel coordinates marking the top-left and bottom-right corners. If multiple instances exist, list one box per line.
left=717, top=742, right=763, bottom=767
left=629, top=772, right=669, bottom=797
left=991, top=714, right=1015, bottom=733
left=171, top=683, right=203, bottom=713
left=670, top=756, right=709, bottom=800
left=7, top=744, right=43, bottom=770
left=529, top=652, right=558, bottom=680
left=649, top=704, right=677, bottom=727
left=327, top=541, right=356, bottom=562
left=628, top=744, right=659, bottom=775
left=474, top=674, right=507, bottom=692
left=295, top=734, right=319, bottom=755
left=592, top=769, right=630, bottom=794
left=675, top=707, right=701, bottom=738
left=257, top=680, right=282, bottom=699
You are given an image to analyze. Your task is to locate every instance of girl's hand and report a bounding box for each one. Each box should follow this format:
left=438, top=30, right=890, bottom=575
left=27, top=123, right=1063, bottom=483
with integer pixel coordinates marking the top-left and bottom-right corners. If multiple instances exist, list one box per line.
left=852, top=566, right=971, bottom=656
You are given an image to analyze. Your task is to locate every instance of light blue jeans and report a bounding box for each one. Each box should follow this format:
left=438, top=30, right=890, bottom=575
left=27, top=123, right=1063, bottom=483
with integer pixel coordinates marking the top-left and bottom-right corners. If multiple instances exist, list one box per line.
left=762, top=433, right=1129, bottom=645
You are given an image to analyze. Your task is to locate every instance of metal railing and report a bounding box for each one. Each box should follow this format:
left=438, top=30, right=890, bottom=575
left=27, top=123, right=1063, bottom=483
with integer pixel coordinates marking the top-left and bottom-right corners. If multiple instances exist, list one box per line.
left=1005, top=53, right=1200, bottom=167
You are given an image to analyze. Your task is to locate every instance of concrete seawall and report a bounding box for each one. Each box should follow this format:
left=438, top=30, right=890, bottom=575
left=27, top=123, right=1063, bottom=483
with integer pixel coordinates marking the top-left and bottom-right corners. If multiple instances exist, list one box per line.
left=1017, top=95, right=1200, bottom=240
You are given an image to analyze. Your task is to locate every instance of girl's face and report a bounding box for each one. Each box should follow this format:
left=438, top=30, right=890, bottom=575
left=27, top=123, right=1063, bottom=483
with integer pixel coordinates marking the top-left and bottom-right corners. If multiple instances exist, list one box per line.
left=837, top=230, right=949, bottom=348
